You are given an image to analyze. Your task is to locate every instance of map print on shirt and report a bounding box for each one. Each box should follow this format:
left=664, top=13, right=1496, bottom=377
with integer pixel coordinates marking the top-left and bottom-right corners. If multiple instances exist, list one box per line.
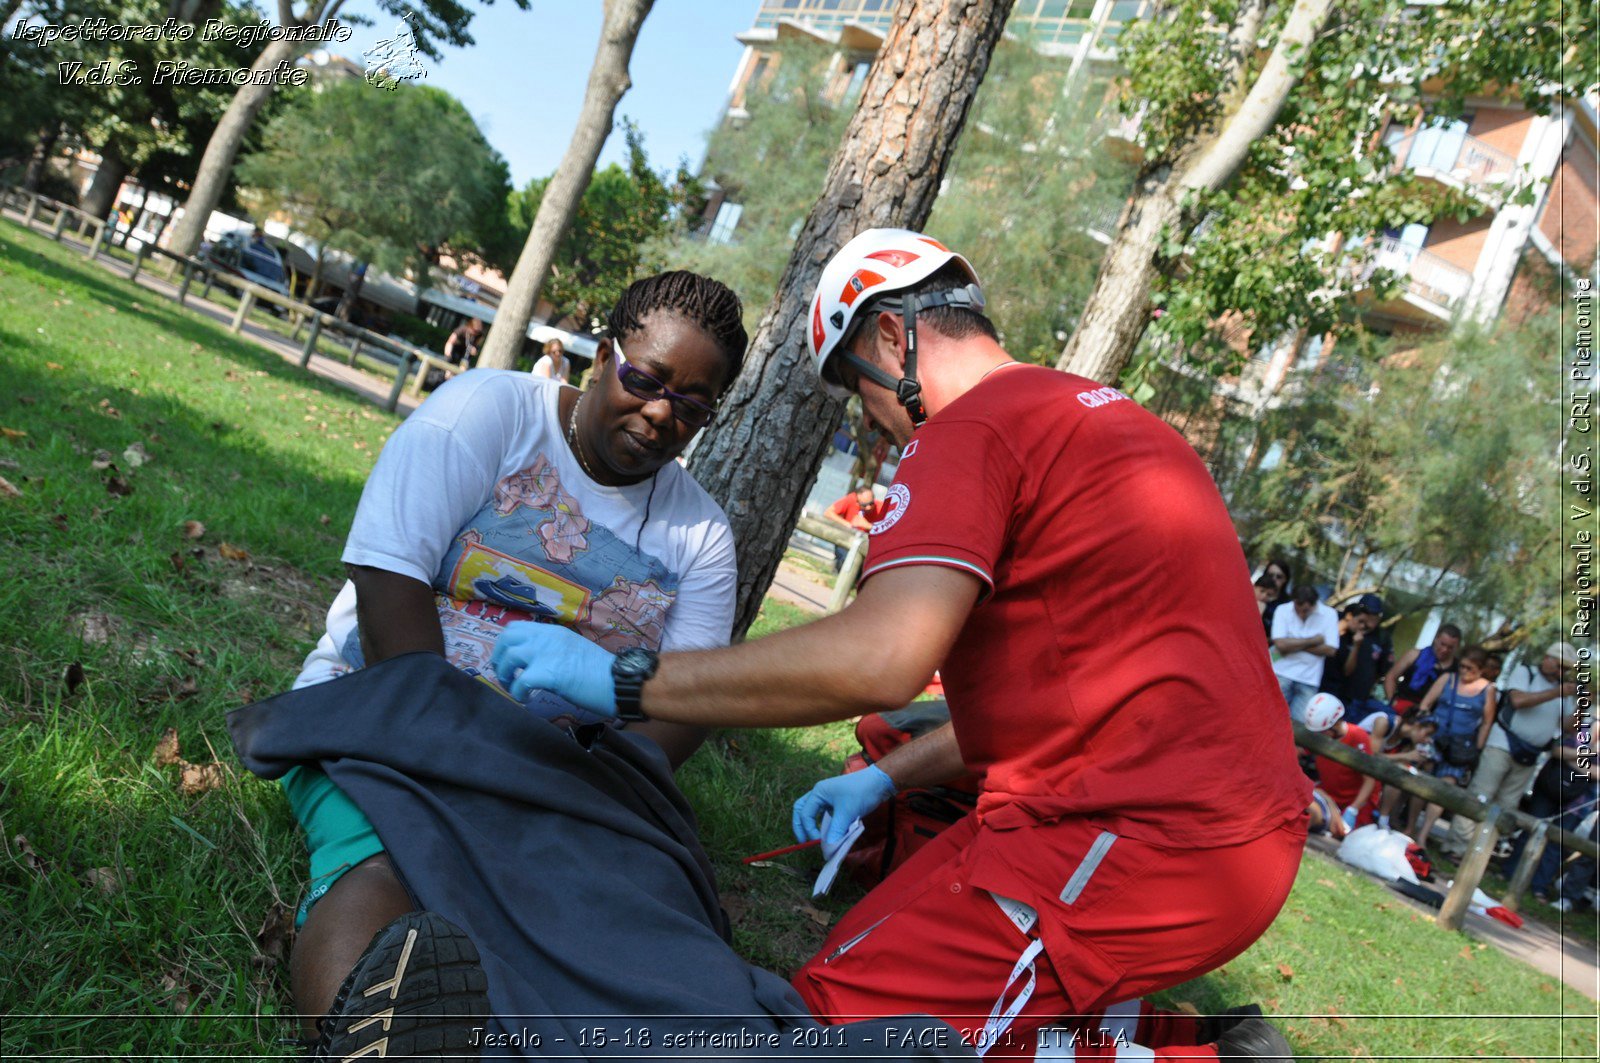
left=341, top=456, right=678, bottom=727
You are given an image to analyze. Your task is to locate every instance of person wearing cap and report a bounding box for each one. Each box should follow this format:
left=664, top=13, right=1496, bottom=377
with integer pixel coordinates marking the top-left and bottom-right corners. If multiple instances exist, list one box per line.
left=490, top=228, right=1310, bottom=1061
left=1442, top=641, right=1580, bottom=858
left=1319, top=594, right=1391, bottom=723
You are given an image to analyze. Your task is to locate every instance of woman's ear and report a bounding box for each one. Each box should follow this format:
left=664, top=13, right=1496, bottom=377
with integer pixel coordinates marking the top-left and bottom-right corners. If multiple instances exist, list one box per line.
left=593, top=337, right=614, bottom=374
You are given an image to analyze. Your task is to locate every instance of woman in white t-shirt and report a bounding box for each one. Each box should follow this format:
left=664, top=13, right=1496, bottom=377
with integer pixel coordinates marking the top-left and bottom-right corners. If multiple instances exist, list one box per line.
left=282, top=271, right=748, bottom=1037
left=530, top=338, right=571, bottom=382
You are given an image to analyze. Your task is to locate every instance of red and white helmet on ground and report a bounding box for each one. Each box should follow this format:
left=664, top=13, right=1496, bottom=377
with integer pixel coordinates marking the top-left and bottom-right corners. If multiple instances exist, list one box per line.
left=808, top=228, right=982, bottom=397
left=1303, top=692, right=1346, bottom=733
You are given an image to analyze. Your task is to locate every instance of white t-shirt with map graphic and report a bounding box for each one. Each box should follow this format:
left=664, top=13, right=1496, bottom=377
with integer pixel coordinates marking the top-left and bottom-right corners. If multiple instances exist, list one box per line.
left=294, top=370, right=737, bottom=724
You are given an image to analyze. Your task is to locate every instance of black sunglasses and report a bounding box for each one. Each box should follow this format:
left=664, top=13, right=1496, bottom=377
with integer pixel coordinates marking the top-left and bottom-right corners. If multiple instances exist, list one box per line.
left=613, top=341, right=718, bottom=427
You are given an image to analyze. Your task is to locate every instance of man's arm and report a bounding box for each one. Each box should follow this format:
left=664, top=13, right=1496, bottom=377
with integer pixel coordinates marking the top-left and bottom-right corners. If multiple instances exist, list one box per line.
left=1477, top=689, right=1497, bottom=748
left=1384, top=648, right=1418, bottom=702
left=872, top=722, right=968, bottom=790
left=823, top=499, right=854, bottom=528
left=1508, top=681, right=1576, bottom=711
left=348, top=564, right=446, bottom=664
left=639, top=565, right=983, bottom=728
left=1341, top=633, right=1363, bottom=676
left=1272, top=635, right=1324, bottom=653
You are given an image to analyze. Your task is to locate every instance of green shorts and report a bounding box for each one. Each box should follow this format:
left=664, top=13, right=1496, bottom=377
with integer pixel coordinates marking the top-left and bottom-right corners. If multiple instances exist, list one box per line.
left=281, top=765, right=386, bottom=926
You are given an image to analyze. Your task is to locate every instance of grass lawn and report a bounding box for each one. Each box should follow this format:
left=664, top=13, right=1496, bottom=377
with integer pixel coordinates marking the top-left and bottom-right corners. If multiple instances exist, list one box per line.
left=1, top=221, right=1596, bottom=1059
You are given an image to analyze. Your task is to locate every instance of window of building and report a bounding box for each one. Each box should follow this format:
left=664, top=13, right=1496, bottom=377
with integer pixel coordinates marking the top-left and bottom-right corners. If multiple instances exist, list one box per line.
left=707, top=202, right=743, bottom=245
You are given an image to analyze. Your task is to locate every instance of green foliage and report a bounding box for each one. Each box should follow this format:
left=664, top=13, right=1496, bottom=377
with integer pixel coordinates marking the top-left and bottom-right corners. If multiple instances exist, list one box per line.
left=237, top=80, right=511, bottom=280
left=506, top=120, right=705, bottom=331
left=1115, top=0, right=1595, bottom=381
left=1224, top=310, right=1565, bottom=636
left=0, top=0, right=276, bottom=206
left=666, top=38, right=1128, bottom=357
left=927, top=36, right=1132, bottom=363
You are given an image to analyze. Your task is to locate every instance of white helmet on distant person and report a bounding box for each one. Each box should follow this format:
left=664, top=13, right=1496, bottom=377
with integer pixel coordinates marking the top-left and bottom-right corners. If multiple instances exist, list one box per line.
left=807, top=228, right=984, bottom=424
left=1303, top=692, right=1346, bottom=733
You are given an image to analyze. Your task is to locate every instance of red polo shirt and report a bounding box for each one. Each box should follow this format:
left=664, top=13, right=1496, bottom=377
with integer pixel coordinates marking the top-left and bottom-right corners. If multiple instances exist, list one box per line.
left=860, top=365, right=1309, bottom=848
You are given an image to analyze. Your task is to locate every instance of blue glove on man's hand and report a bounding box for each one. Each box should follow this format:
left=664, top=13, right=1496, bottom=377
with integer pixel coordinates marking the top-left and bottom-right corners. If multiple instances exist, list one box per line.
left=792, top=765, right=897, bottom=855
left=490, top=621, right=618, bottom=716
left=1341, top=806, right=1359, bottom=831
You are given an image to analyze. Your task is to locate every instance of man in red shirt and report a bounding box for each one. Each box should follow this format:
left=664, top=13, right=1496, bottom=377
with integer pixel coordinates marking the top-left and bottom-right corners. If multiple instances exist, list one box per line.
left=824, top=486, right=883, bottom=570
left=493, top=229, right=1310, bottom=1061
left=1305, top=692, right=1380, bottom=830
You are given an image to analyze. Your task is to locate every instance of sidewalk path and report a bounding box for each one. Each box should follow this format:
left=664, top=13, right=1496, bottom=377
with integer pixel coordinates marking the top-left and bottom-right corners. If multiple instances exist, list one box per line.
left=3, top=212, right=422, bottom=416
left=768, top=562, right=833, bottom=615
left=1304, top=833, right=1598, bottom=1000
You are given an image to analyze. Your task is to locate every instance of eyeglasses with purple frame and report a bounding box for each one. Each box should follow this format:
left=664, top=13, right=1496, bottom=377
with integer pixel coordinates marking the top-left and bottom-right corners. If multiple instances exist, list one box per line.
left=613, top=341, right=718, bottom=427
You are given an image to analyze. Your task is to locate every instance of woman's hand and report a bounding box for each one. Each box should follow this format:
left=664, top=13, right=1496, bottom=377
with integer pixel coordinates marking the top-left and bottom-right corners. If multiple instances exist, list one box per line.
left=490, top=621, right=618, bottom=716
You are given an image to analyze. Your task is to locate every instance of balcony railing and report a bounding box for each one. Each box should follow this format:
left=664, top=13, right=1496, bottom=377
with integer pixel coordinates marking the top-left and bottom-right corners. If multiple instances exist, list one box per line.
left=1366, top=235, right=1474, bottom=309
left=1387, top=130, right=1517, bottom=192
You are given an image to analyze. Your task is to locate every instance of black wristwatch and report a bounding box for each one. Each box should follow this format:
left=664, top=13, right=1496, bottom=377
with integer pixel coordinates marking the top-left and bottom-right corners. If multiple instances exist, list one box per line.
left=612, top=648, right=659, bottom=722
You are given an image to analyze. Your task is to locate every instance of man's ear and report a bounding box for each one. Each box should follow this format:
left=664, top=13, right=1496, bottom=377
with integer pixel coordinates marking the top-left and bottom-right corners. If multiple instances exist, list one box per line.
left=872, top=311, right=908, bottom=375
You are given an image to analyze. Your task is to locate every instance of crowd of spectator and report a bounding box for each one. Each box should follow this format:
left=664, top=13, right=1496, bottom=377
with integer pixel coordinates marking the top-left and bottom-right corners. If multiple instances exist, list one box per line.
left=1254, top=562, right=1598, bottom=912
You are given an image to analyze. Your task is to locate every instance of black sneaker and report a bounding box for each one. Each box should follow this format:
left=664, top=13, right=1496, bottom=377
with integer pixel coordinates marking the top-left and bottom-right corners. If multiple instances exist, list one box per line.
left=311, top=911, right=490, bottom=1060
left=1214, top=1017, right=1293, bottom=1060
left=1197, top=1004, right=1263, bottom=1043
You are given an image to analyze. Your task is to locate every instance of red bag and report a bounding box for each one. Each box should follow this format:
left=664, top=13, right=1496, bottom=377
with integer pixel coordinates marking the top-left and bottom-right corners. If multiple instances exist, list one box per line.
left=841, top=704, right=981, bottom=887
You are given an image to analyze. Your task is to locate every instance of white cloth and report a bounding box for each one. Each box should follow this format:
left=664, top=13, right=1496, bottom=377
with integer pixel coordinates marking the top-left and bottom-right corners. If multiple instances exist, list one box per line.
left=1487, top=664, right=1570, bottom=752
left=1270, top=602, right=1338, bottom=687
left=296, top=371, right=736, bottom=723
left=530, top=353, right=570, bottom=381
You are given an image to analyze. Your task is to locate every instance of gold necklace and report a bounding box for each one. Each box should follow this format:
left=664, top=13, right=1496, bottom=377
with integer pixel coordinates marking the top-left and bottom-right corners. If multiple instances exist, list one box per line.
left=566, top=391, right=603, bottom=481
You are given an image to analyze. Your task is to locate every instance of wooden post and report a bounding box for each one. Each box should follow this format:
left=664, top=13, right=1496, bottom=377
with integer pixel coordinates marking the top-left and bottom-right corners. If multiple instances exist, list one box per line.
left=299, top=314, right=324, bottom=368
left=386, top=353, right=414, bottom=412
left=829, top=534, right=867, bottom=614
left=1437, top=804, right=1501, bottom=932
left=130, top=242, right=149, bottom=282
left=410, top=356, right=431, bottom=396
left=50, top=207, right=68, bottom=240
left=22, top=195, right=39, bottom=228
left=1504, top=819, right=1549, bottom=912
left=347, top=335, right=363, bottom=367
left=76, top=214, right=90, bottom=238
left=177, top=261, right=195, bottom=305
left=230, top=290, right=255, bottom=333
left=200, top=270, right=216, bottom=300
left=86, top=218, right=110, bottom=260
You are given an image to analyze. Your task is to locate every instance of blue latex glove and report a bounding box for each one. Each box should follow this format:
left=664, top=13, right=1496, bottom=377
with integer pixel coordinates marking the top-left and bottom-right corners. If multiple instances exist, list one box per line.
left=792, top=765, right=897, bottom=855
left=490, top=621, right=618, bottom=717
left=1341, top=806, right=1359, bottom=831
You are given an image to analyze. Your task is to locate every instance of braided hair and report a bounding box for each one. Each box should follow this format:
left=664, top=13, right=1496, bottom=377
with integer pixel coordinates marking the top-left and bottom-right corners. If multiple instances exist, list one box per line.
left=607, top=271, right=748, bottom=387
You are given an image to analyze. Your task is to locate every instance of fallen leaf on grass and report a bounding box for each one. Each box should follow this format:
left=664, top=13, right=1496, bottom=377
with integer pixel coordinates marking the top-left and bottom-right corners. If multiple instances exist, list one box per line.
left=64, top=661, right=86, bottom=694
left=721, top=895, right=751, bottom=924
left=182, top=520, right=205, bottom=540
left=179, top=761, right=224, bottom=796
left=794, top=902, right=834, bottom=928
left=253, top=902, right=296, bottom=969
left=318, top=514, right=331, bottom=525
left=105, top=476, right=133, bottom=497
left=82, top=866, right=121, bottom=895
left=1458, top=945, right=1474, bottom=960
left=91, top=450, right=115, bottom=470
left=0, top=476, right=19, bottom=499
left=154, top=727, right=182, bottom=766
left=1, top=427, right=26, bottom=438
left=168, top=551, right=186, bottom=574
left=12, top=834, right=49, bottom=875
left=159, top=968, right=195, bottom=1013
left=50, top=513, right=68, bottom=531
left=121, top=442, right=150, bottom=468
left=218, top=542, right=251, bottom=562
left=45, top=362, right=63, bottom=370
left=1276, top=963, right=1294, bottom=981
left=171, top=676, right=199, bottom=700
left=72, top=612, right=118, bottom=644
left=0, top=457, right=18, bottom=470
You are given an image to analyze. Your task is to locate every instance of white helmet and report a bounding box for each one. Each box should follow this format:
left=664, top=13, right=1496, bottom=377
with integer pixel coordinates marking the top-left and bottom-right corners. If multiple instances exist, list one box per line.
left=808, top=228, right=984, bottom=417
left=1303, top=692, right=1346, bottom=733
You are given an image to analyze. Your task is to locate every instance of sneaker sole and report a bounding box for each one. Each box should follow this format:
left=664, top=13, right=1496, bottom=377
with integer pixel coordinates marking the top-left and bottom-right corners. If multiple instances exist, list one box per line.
left=315, top=911, right=489, bottom=1060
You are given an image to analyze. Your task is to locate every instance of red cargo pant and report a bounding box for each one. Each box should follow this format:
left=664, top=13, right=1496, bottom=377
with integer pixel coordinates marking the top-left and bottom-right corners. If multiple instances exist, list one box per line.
left=794, top=811, right=1307, bottom=1059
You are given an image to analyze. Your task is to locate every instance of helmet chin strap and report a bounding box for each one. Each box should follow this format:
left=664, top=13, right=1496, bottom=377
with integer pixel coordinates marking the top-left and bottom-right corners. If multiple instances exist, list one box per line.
left=838, top=283, right=986, bottom=430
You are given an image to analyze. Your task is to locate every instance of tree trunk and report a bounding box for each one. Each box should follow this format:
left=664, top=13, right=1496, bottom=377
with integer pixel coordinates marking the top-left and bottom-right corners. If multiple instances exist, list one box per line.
left=478, top=0, right=655, bottom=369
left=687, top=0, right=1016, bottom=638
left=81, top=149, right=128, bottom=220
left=166, top=35, right=304, bottom=258
left=1056, top=0, right=1336, bottom=384
left=23, top=125, right=60, bottom=193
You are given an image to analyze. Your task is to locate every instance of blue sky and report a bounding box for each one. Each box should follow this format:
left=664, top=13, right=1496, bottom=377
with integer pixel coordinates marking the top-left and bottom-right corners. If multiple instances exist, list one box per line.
left=337, top=1, right=756, bottom=189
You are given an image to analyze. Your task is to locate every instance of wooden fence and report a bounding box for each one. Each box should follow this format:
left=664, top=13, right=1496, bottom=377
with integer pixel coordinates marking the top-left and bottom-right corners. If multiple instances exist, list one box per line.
left=0, top=189, right=462, bottom=413
left=1295, top=723, right=1597, bottom=930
